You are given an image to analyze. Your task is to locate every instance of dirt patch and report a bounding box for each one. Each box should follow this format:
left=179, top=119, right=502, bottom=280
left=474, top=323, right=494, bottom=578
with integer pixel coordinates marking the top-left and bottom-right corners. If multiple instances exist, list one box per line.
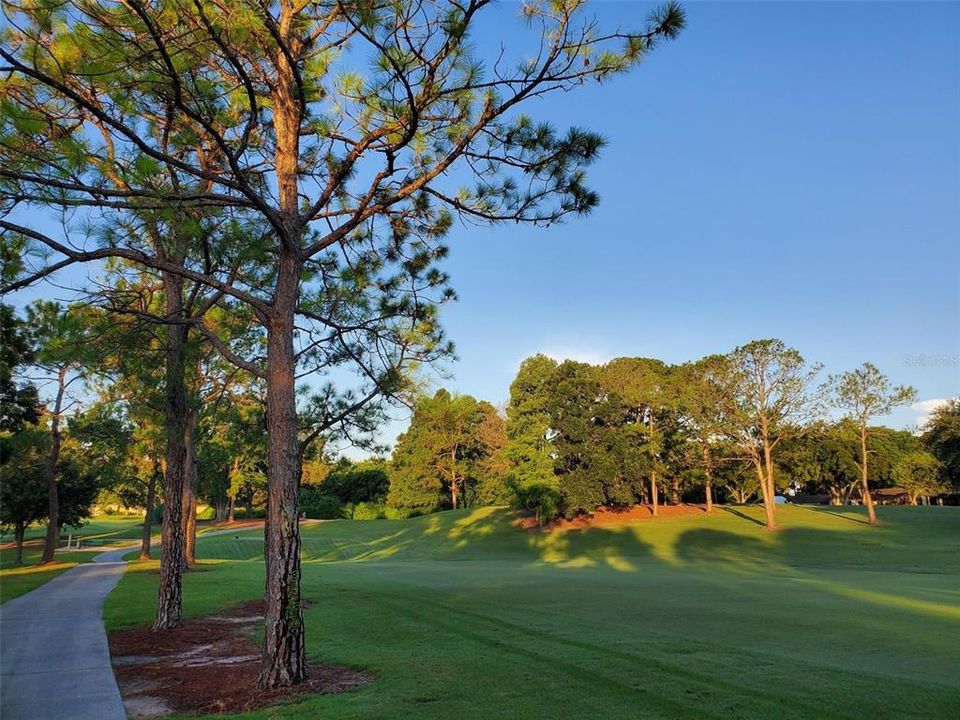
left=109, top=600, right=372, bottom=717
left=519, top=503, right=709, bottom=531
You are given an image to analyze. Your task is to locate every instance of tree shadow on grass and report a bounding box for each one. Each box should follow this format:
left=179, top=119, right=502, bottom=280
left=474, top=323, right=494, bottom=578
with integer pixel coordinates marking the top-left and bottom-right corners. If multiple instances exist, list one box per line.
left=802, top=506, right=872, bottom=526
left=718, top=505, right=765, bottom=527
left=526, top=524, right=655, bottom=571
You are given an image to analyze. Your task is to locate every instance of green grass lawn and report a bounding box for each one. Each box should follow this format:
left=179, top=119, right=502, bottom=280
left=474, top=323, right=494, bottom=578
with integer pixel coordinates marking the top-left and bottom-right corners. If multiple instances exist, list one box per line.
left=0, top=515, right=149, bottom=545
left=0, top=515, right=146, bottom=603
left=105, top=505, right=960, bottom=719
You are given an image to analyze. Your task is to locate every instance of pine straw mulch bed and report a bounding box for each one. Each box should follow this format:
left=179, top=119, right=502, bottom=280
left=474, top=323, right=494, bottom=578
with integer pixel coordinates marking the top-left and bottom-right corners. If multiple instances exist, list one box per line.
left=109, top=600, right=372, bottom=717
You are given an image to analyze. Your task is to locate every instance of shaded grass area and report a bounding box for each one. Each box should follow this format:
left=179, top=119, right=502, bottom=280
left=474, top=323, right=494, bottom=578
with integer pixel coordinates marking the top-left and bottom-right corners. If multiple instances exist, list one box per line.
left=105, top=506, right=960, bottom=719
left=0, top=516, right=145, bottom=603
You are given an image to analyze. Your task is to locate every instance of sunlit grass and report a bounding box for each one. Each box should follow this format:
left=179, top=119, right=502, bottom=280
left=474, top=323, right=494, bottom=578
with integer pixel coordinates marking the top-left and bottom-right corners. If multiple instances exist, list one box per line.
left=106, top=505, right=960, bottom=719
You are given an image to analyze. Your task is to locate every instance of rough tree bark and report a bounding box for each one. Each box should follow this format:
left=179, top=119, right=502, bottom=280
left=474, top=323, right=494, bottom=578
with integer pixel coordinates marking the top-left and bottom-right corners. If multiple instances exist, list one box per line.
left=40, top=366, right=67, bottom=565
left=259, top=250, right=307, bottom=687
left=154, top=272, right=187, bottom=630
left=257, top=18, right=310, bottom=685
left=138, top=459, right=159, bottom=561
left=858, top=427, right=878, bottom=525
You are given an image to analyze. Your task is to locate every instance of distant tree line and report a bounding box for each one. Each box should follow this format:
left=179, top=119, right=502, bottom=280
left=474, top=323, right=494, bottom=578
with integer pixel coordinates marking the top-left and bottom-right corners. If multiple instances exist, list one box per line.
left=6, top=312, right=955, bottom=562
left=298, top=341, right=954, bottom=528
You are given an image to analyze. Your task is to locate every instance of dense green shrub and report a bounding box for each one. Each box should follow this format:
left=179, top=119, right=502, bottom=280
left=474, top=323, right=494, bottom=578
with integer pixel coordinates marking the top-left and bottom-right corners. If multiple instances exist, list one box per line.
left=323, top=467, right=390, bottom=505
left=512, top=482, right=562, bottom=525
left=383, top=505, right=413, bottom=520
left=352, top=502, right=386, bottom=520
left=197, top=505, right=216, bottom=521
left=300, top=487, right=344, bottom=520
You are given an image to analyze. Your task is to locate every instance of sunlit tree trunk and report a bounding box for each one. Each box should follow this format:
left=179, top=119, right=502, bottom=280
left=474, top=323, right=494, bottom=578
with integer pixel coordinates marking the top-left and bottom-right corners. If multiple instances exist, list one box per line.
left=859, top=426, right=878, bottom=525
left=758, top=422, right=778, bottom=529
left=754, top=451, right=777, bottom=530
left=449, top=448, right=459, bottom=510
left=40, top=366, right=67, bottom=565
left=182, top=405, right=199, bottom=567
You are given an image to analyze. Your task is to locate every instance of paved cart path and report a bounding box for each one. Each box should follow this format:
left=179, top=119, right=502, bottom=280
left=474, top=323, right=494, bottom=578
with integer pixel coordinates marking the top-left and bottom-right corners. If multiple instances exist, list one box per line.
left=0, top=545, right=133, bottom=720
left=0, top=521, right=313, bottom=719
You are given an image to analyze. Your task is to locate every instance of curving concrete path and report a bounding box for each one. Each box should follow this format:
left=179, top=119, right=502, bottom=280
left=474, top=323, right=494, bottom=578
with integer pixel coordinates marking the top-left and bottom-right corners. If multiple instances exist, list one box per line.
left=0, top=545, right=134, bottom=719
left=0, top=522, right=296, bottom=719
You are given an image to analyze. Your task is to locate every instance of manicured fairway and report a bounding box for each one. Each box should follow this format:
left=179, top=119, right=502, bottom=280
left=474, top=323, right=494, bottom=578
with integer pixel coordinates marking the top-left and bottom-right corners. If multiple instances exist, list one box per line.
left=106, top=506, right=960, bottom=719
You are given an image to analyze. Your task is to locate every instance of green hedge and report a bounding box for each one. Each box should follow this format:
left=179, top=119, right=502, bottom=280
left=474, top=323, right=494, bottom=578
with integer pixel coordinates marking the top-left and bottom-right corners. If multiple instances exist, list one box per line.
left=351, top=502, right=386, bottom=520
left=301, top=488, right=344, bottom=520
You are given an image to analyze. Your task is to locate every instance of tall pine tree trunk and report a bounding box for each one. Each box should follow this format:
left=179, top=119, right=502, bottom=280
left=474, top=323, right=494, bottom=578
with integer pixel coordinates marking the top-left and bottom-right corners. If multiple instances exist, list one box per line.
left=258, top=17, right=311, bottom=686
left=259, top=250, right=307, bottom=688
left=139, top=460, right=159, bottom=561
left=40, top=366, right=67, bottom=565
left=154, top=272, right=187, bottom=630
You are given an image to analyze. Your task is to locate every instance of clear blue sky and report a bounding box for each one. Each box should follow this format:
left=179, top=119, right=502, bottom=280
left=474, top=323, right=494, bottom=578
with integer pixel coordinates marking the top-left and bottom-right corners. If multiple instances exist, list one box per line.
left=400, top=0, right=958, bottom=445
left=9, top=2, right=958, bottom=449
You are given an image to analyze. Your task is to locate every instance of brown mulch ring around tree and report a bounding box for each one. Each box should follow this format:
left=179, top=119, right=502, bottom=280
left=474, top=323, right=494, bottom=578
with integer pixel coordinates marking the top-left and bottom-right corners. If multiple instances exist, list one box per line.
left=519, top=503, right=710, bottom=531
left=109, top=600, right=373, bottom=718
